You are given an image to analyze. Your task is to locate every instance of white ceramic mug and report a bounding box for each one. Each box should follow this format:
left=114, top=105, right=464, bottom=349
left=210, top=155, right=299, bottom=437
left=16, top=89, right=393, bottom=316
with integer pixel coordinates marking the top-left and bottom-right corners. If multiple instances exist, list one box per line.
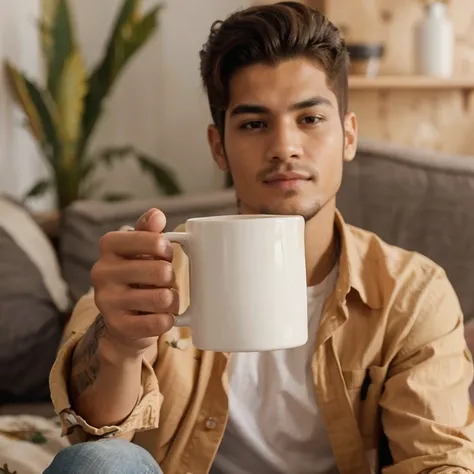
left=164, top=214, right=308, bottom=352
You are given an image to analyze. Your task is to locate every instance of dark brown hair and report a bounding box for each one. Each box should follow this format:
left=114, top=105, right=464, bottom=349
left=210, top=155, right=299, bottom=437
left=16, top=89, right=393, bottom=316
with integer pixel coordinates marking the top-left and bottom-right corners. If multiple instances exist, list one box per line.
left=199, top=1, right=349, bottom=136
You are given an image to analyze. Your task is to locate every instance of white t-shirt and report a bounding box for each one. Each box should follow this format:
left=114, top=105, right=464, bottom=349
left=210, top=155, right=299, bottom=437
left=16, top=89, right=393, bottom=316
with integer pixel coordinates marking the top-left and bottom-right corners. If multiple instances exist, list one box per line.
left=211, top=265, right=339, bottom=474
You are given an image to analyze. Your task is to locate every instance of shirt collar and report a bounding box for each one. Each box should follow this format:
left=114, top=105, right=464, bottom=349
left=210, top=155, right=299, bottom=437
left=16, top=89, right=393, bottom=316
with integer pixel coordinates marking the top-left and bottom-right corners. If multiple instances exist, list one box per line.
left=334, top=210, right=383, bottom=310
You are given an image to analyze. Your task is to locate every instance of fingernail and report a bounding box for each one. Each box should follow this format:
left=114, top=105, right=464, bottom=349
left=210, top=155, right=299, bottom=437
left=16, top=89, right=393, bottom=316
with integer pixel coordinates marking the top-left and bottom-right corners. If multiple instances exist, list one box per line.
left=137, top=210, right=156, bottom=229
left=145, top=209, right=158, bottom=224
left=137, top=211, right=148, bottom=226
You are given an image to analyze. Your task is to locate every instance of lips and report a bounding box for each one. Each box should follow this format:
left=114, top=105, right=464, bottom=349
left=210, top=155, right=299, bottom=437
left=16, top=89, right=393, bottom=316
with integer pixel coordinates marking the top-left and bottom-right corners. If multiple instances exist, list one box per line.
left=263, top=171, right=312, bottom=191
left=263, top=171, right=312, bottom=183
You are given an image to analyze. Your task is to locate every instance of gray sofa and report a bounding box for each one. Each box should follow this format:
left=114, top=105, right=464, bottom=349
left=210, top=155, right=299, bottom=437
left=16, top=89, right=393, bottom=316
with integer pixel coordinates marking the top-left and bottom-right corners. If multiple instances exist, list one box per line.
left=339, top=138, right=474, bottom=323
left=1, top=138, right=474, bottom=418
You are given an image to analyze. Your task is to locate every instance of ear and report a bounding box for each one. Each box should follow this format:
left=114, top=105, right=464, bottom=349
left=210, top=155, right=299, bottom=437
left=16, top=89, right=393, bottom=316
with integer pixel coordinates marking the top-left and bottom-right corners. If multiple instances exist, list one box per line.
left=343, top=112, right=358, bottom=163
left=207, top=125, right=227, bottom=171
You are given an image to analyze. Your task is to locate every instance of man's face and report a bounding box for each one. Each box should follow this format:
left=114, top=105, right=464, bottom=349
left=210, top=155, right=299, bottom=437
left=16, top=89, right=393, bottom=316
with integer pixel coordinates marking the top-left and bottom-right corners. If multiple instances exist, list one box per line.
left=208, top=57, right=357, bottom=221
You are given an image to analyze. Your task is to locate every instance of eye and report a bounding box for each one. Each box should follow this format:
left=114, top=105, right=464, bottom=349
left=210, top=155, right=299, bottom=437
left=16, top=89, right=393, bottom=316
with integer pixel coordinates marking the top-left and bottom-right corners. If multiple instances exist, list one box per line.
left=300, top=115, right=324, bottom=125
left=240, top=120, right=267, bottom=130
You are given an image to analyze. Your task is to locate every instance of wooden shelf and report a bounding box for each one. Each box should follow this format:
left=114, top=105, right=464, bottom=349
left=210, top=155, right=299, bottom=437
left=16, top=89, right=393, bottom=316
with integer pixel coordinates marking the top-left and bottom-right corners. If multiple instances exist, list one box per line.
left=349, top=75, right=474, bottom=91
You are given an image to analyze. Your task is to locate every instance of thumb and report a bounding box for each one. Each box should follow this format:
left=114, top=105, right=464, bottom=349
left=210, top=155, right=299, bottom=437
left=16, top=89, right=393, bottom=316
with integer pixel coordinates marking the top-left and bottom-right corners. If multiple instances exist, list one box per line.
left=135, top=208, right=167, bottom=233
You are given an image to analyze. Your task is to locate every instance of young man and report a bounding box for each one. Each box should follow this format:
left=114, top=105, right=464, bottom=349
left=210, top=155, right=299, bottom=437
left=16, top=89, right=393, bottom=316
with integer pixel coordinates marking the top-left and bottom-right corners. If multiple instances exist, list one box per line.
left=45, top=2, right=474, bottom=473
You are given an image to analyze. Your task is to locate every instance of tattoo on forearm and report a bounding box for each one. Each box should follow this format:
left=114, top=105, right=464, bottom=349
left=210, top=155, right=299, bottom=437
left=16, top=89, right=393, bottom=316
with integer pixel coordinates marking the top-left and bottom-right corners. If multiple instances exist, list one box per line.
left=70, top=314, right=107, bottom=398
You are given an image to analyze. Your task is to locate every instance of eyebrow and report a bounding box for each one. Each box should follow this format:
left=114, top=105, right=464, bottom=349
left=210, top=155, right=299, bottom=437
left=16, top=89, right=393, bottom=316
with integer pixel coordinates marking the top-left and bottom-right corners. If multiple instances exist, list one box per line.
left=229, top=96, right=333, bottom=116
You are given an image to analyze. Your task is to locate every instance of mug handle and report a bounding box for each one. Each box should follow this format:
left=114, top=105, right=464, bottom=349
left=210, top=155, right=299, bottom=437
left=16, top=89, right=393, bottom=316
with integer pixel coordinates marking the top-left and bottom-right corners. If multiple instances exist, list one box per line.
left=163, top=231, right=192, bottom=328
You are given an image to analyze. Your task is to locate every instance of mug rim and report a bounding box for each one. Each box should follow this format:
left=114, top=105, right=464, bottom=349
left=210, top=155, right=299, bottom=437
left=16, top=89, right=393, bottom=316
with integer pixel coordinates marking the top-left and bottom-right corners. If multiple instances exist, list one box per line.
left=186, top=214, right=303, bottom=223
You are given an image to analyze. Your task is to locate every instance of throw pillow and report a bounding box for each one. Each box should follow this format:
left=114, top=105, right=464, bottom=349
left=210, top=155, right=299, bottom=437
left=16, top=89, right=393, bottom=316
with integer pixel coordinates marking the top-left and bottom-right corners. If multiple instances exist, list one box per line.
left=0, top=197, right=70, bottom=403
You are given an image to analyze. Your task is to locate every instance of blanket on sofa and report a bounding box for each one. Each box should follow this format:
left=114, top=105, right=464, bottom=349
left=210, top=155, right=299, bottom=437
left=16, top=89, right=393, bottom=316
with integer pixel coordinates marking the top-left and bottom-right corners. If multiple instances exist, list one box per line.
left=0, top=415, right=69, bottom=473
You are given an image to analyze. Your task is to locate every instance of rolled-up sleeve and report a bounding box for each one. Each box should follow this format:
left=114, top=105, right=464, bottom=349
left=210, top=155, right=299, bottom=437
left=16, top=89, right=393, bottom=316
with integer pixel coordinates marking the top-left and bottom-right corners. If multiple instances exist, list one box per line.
left=381, top=268, right=474, bottom=474
left=48, top=289, right=163, bottom=440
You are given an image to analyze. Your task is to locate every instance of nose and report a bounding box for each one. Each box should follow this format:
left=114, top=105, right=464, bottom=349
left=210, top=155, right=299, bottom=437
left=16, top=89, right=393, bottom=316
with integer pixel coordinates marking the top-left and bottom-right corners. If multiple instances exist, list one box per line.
left=265, top=120, right=303, bottom=162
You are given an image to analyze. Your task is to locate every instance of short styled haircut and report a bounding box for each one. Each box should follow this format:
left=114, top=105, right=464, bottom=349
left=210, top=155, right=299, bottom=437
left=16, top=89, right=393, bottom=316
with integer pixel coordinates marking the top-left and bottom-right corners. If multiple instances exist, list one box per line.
left=199, top=1, right=349, bottom=135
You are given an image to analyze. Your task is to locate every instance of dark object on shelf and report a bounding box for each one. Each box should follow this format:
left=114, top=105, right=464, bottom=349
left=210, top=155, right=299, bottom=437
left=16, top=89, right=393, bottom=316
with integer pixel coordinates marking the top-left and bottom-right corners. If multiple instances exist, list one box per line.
left=347, top=43, right=385, bottom=77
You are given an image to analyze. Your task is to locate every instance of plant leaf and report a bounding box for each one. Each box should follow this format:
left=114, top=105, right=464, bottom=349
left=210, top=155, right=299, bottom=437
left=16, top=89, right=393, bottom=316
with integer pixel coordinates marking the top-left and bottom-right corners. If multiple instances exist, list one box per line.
left=47, top=0, right=75, bottom=99
left=96, top=145, right=134, bottom=167
left=41, top=0, right=59, bottom=28
left=102, top=192, right=133, bottom=202
left=87, top=146, right=132, bottom=199
left=56, top=48, right=88, bottom=163
left=109, top=0, right=137, bottom=44
left=108, top=0, right=137, bottom=46
left=23, top=179, right=51, bottom=200
left=4, top=61, right=61, bottom=163
left=112, top=6, right=161, bottom=77
left=78, top=2, right=162, bottom=157
left=39, top=0, right=59, bottom=66
left=131, top=0, right=143, bottom=23
left=5, top=62, right=44, bottom=143
left=79, top=159, right=97, bottom=180
left=136, top=152, right=181, bottom=195
left=94, top=145, right=181, bottom=195
left=78, top=0, right=137, bottom=156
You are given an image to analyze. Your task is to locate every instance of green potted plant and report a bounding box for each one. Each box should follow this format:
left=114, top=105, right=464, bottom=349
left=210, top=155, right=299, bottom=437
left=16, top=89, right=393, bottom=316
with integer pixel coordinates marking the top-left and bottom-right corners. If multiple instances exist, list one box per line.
left=5, top=0, right=181, bottom=212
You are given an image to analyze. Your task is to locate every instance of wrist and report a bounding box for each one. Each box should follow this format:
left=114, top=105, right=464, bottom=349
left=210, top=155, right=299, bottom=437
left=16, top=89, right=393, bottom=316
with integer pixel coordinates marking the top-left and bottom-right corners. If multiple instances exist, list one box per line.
left=98, top=334, right=144, bottom=368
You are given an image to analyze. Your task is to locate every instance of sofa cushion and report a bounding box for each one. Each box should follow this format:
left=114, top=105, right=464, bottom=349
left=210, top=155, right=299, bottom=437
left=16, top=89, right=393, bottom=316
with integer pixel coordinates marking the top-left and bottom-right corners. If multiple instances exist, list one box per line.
left=338, top=138, right=474, bottom=322
left=0, top=197, right=69, bottom=404
left=60, top=190, right=237, bottom=303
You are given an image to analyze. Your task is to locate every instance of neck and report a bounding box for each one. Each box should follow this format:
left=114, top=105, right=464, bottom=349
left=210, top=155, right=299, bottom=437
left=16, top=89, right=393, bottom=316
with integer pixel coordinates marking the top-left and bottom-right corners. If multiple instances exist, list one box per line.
left=304, top=199, right=338, bottom=287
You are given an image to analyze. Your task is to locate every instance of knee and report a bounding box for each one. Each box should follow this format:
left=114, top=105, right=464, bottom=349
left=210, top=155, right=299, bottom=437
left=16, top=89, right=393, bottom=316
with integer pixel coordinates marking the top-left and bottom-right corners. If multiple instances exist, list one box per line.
left=44, top=439, right=162, bottom=474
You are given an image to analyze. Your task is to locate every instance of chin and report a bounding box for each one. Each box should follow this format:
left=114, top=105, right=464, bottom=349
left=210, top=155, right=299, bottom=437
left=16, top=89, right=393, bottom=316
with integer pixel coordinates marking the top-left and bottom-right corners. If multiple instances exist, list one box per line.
left=259, top=197, right=323, bottom=222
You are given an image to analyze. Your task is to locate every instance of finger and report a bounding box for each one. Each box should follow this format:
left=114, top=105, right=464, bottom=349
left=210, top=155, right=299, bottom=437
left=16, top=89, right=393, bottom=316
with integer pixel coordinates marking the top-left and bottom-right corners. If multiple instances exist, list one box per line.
left=117, top=312, right=175, bottom=339
left=98, top=259, right=175, bottom=287
left=118, top=287, right=180, bottom=315
left=99, top=231, right=173, bottom=260
left=135, top=208, right=166, bottom=233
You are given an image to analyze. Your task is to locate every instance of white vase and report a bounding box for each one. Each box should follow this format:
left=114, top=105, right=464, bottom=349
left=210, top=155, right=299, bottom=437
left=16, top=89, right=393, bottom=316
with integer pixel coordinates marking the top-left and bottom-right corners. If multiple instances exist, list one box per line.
left=414, top=1, right=454, bottom=78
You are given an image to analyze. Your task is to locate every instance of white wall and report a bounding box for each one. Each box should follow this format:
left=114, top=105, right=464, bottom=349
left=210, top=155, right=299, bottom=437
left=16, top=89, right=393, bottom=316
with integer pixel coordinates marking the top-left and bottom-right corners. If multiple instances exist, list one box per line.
left=74, top=0, right=252, bottom=199
left=1, top=0, right=249, bottom=209
left=0, top=0, right=53, bottom=211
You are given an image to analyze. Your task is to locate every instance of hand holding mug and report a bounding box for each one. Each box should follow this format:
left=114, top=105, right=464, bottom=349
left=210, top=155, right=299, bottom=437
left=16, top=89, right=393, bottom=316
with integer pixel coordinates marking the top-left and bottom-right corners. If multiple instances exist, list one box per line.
left=91, top=208, right=178, bottom=354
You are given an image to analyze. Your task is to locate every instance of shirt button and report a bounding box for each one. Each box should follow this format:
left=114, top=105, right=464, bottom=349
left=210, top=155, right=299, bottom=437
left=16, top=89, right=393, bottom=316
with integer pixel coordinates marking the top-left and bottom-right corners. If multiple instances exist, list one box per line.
left=205, top=417, right=217, bottom=430
left=103, top=429, right=119, bottom=438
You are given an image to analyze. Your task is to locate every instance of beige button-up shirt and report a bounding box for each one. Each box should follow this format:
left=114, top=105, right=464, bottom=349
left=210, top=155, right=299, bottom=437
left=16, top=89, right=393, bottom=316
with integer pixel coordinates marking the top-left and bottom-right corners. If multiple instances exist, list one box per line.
left=49, top=211, right=474, bottom=474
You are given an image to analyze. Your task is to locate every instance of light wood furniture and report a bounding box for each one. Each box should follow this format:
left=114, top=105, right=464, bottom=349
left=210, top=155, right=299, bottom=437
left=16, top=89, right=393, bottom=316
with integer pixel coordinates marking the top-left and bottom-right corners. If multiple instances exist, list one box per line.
left=255, top=0, right=474, bottom=154
left=320, top=0, right=474, bottom=154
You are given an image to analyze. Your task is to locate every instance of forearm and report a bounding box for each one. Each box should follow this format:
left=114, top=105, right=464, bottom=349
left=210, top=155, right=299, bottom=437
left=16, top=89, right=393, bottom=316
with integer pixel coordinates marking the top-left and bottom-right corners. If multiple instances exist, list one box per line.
left=69, top=314, right=154, bottom=429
